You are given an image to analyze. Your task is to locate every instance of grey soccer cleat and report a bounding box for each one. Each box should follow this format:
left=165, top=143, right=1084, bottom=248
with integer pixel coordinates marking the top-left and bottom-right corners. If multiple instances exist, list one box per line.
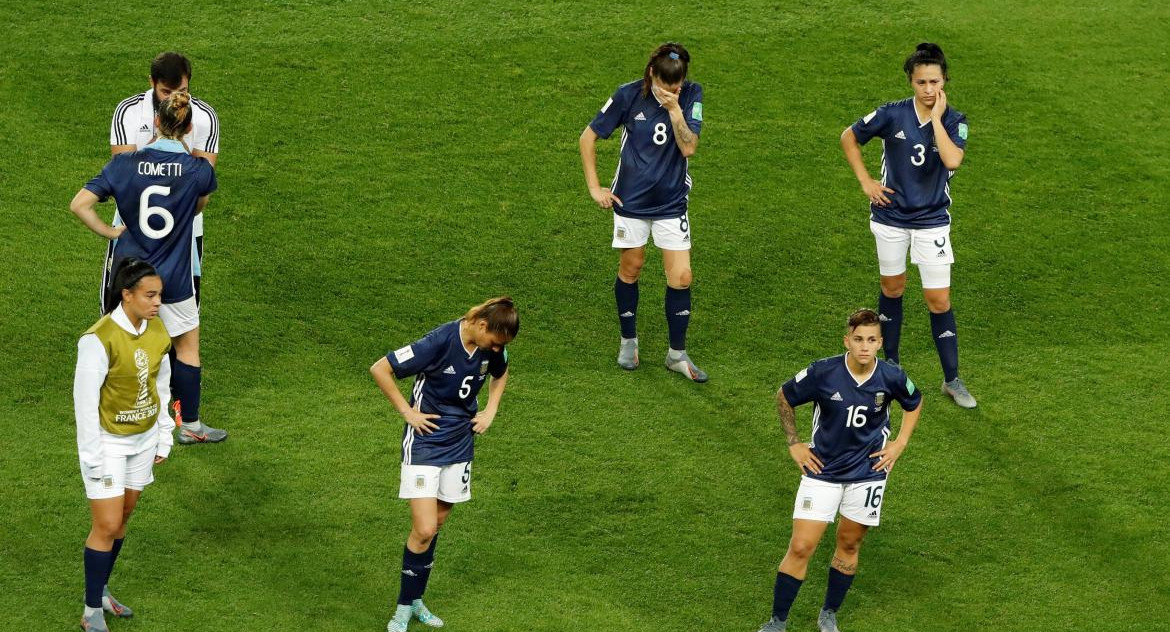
left=665, top=351, right=708, bottom=383
left=178, top=422, right=229, bottom=444
left=617, top=338, right=640, bottom=370
left=387, top=604, right=411, bottom=632
left=79, top=609, right=109, bottom=632
left=412, top=599, right=444, bottom=628
left=942, top=377, right=977, bottom=409
left=102, top=587, right=133, bottom=618
left=818, top=609, right=841, bottom=632
left=757, top=616, right=787, bottom=632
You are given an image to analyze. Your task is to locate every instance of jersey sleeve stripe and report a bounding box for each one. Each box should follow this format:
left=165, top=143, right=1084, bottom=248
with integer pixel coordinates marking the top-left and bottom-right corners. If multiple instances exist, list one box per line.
left=191, top=98, right=219, bottom=153
left=111, top=94, right=145, bottom=146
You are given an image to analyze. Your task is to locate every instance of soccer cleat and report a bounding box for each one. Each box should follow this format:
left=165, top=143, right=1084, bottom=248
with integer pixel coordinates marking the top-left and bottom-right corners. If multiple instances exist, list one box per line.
left=387, top=604, right=411, bottom=632
left=617, top=338, right=640, bottom=370
left=412, top=599, right=444, bottom=628
left=942, top=377, right=977, bottom=409
left=757, top=616, right=787, bottom=632
left=80, top=609, right=109, bottom=632
left=665, top=351, right=708, bottom=383
left=177, top=421, right=229, bottom=444
left=818, top=609, right=841, bottom=632
left=102, top=587, right=133, bottom=618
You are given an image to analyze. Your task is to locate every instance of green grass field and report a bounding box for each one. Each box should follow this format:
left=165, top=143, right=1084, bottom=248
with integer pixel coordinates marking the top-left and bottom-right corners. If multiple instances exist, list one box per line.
left=2, top=1, right=1168, bottom=630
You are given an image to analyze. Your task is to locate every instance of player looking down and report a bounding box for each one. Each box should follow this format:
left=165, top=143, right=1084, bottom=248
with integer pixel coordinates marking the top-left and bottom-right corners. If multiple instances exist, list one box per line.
left=370, top=297, right=519, bottom=632
left=579, top=42, right=707, bottom=382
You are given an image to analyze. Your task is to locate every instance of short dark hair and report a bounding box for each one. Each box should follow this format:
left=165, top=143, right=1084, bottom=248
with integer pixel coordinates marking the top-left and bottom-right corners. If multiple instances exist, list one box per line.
left=847, top=308, right=881, bottom=332
left=150, top=51, right=192, bottom=88
left=642, top=42, right=690, bottom=98
left=903, top=42, right=948, bottom=81
left=104, top=258, right=161, bottom=315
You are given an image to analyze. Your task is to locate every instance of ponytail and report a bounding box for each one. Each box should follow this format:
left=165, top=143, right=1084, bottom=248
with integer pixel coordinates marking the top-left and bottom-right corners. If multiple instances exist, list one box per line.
left=104, top=258, right=160, bottom=315
left=463, top=296, right=520, bottom=340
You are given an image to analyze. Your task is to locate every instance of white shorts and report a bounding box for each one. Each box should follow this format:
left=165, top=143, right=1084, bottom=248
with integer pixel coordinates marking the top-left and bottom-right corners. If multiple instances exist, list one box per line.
left=791, top=476, right=887, bottom=526
left=81, top=449, right=156, bottom=500
left=399, top=462, right=472, bottom=503
left=613, top=213, right=692, bottom=251
left=870, top=221, right=953, bottom=289
left=160, top=296, right=199, bottom=337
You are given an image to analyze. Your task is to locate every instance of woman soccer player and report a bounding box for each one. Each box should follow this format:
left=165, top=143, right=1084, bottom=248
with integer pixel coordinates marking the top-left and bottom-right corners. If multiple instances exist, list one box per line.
left=370, top=297, right=519, bottom=632
left=579, top=42, right=707, bottom=382
left=75, top=259, right=174, bottom=631
left=71, top=91, right=228, bottom=443
left=840, top=43, right=977, bottom=408
left=758, top=309, right=923, bottom=632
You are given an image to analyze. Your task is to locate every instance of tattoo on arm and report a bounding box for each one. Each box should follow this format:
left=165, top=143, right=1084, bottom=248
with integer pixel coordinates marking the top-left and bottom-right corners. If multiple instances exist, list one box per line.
left=831, top=556, right=857, bottom=573
left=672, top=116, right=697, bottom=146
left=777, top=391, right=800, bottom=446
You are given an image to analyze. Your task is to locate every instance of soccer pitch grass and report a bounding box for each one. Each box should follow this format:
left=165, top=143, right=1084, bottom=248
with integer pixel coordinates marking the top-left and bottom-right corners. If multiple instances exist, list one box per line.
left=1, top=1, right=1168, bottom=630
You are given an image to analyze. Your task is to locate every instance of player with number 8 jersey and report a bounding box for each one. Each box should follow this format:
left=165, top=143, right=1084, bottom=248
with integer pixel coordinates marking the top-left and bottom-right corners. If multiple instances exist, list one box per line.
left=579, top=42, right=707, bottom=382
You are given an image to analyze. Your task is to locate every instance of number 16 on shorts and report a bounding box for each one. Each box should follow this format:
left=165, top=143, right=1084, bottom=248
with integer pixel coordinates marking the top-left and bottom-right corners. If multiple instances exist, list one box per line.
left=792, top=476, right=886, bottom=526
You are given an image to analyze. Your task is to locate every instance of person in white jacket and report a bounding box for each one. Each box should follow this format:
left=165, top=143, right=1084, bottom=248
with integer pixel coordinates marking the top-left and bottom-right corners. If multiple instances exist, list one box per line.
left=74, top=258, right=174, bottom=632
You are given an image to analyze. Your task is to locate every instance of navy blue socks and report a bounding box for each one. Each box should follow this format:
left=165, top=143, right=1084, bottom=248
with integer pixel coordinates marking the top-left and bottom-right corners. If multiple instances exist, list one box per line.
left=772, top=571, right=804, bottom=621
left=614, top=277, right=639, bottom=339
left=665, top=286, right=691, bottom=351
left=171, top=359, right=202, bottom=422
left=106, top=537, right=124, bottom=587
left=822, top=567, right=855, bottom=612
left=398, top=536, right=438, bottom=606
left=930, top=309, right=960, bottom=382
left=84, top=547, right=114, bottom=608
left=877, top=293, right=903, bottom=364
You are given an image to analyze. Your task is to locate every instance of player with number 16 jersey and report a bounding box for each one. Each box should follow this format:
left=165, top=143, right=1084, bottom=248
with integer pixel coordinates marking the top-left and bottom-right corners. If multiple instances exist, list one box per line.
left=756, top=309, right=922, bottom=632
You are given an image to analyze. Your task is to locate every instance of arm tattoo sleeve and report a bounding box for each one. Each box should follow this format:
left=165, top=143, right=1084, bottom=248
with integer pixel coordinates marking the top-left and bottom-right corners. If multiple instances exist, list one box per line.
left=672, top=116, right=697, bottom=146
left=777, top=390, right=800, bottom=446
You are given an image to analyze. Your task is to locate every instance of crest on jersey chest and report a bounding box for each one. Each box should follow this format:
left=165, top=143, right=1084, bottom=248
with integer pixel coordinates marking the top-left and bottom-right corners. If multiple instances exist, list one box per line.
left=479, top=360, right=490, bottom=375
left=874, top=392, right=886, bottom=412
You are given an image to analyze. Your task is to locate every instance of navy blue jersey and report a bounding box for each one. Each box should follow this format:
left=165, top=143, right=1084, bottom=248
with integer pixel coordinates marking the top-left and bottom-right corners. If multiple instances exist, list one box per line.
left=589, top=79, right=703, bottom=219
left=85, top=142, right=217, bottom=303
left=782, top=355, right=922, bottom=484
left=851, top=98, right=968, bottom=229
left=387, top=320, right=509, bottom=466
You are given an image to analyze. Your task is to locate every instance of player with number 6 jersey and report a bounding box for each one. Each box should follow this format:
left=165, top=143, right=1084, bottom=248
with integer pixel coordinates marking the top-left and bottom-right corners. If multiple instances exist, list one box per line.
left=756, top=309, right=922, bottom=632
left=370, top=297, right=518, bottom=632
left=579, top=42, right=708, bottom=382
left=840, top=42, right=977, bottom=409
left=71, top=91, right=226, bottom=446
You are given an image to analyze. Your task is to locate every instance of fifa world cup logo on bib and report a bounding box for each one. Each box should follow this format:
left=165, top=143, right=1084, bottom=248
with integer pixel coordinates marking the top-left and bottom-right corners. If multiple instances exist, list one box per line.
left=134, top=348, right=151, bottom=407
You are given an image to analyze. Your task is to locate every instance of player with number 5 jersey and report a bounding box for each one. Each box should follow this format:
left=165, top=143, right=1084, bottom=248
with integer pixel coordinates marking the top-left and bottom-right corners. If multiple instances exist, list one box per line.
left=579, top=42, right=707, bottom=382
left=370, top=297, right=518, bottom=632
left=71, top=91, right=226, bottom=445
left=757, top=309, right=922, bottom=632
left=840, top=42, right=977, bottom=409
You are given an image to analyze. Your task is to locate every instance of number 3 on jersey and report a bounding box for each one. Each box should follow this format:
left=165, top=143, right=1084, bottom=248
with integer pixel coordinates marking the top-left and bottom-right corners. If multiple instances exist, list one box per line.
left=910, top=143, right=926, bottom=167
left=139, top=185, right=175, bottom=239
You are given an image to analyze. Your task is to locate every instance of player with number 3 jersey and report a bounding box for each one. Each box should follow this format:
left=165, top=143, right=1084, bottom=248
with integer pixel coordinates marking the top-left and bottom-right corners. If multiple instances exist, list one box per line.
left=579, top=42, right=708, bottom=382
left=71, top=91, right=226, bottom=446
left=757, top=309, right=922, bottom=632
left=370, top=297, right=518, bottom=632
left=841, top=42, right=977, bottom=409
